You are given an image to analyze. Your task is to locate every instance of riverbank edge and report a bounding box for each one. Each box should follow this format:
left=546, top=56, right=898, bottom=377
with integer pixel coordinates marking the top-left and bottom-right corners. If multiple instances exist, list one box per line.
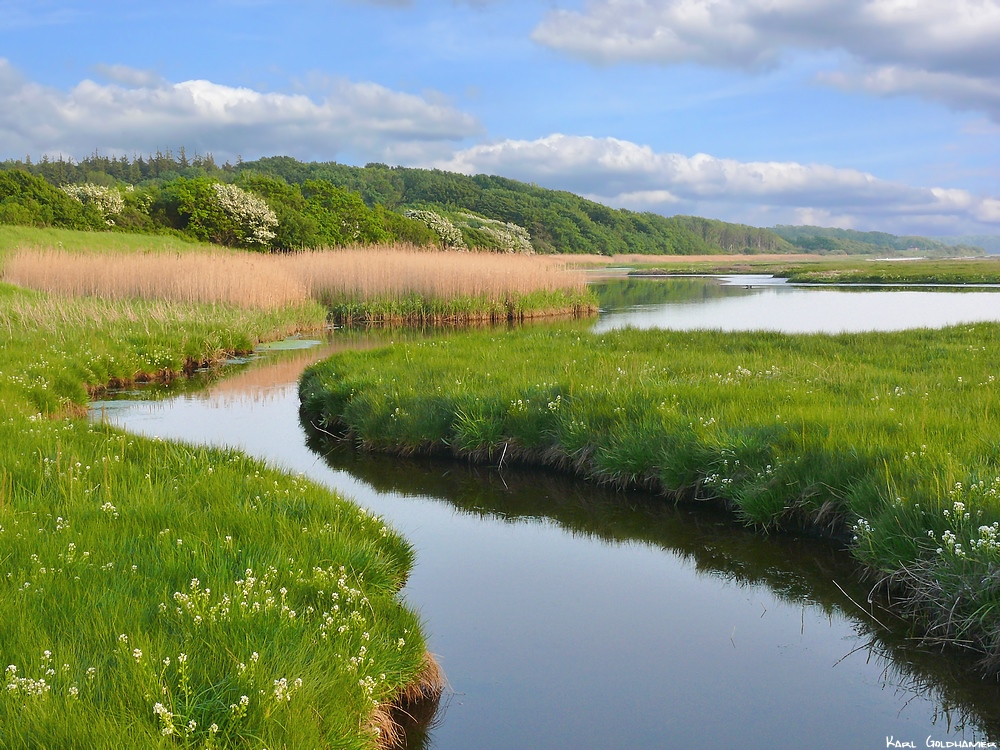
left=2, top=306, right=441, bottom=746
left=297, top=376, right=999, bottom=679
left=325, top=290, right=599, bottom=327
left=89, top=335, right=447, bottom=746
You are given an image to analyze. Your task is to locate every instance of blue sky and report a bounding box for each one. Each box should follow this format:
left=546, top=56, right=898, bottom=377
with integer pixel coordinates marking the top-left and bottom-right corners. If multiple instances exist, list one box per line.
left=2, top=0, right=1000, bottom=235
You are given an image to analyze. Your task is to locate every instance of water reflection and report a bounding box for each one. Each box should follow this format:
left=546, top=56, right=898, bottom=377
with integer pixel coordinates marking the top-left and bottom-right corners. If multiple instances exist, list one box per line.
left=593, top=276, right=1000, bottom=333
left=307, top=441, right=1000, bottom=744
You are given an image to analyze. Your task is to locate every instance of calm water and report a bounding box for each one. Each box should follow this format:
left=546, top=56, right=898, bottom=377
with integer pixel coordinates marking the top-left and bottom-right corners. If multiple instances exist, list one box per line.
left=595, top=275, right=1000, bottom=333
left=91, top=278, right=1000, bottom=749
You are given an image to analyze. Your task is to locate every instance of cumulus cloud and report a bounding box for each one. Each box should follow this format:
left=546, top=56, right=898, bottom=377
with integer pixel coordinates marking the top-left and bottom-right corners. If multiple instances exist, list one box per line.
left=0, top=60, right=481, bottom=163
left=532, top=0, right=1000, bottom=120
left=437, top=133, right=1000, bottom=234
left=820, top=66, right=1000, bottom=120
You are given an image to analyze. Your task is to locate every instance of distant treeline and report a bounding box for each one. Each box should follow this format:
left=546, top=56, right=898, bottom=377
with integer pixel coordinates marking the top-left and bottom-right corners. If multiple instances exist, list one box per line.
left=770, top=225, right=984, bottom=256
left=935, top=234, right=1000, bottom=255
left=0, top=150, right=982, bottom=256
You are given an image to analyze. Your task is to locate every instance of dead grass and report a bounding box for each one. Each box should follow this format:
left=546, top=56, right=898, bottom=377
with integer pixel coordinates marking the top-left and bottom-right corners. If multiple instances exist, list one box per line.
left=370, top=651, right=446, bottom=749
left=3, top=249, right=309, bottom=309
left=2, top=246, right=589, bottom=310
left=287, top=245, right=588, bottom=299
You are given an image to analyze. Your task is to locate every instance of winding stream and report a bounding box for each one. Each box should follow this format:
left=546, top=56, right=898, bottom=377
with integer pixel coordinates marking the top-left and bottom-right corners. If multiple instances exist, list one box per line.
left=91, top=276, right=1000, bottom=749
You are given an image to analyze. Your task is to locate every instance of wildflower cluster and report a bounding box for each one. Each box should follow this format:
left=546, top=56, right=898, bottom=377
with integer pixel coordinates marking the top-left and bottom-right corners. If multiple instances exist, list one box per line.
left=923, top=479, right=1000, bottom=561
left=710, top=365, right=781, bottom=384
left=60, top=183, right=126, bottom=225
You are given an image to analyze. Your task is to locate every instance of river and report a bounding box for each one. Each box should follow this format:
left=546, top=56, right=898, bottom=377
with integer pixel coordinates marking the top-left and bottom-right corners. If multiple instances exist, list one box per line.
left=91, top=276, right=1000, bottom=749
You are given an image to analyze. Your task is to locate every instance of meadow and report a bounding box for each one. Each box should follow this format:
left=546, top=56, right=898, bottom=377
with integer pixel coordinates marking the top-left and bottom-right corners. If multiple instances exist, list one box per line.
left=300, top=324, right=1000, bottom=672
left=0, top=267, right=442, bottom=745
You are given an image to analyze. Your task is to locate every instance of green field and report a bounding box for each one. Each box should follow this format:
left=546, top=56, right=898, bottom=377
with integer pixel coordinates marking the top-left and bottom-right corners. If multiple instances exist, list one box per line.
left=628, top=255, right=1000, bottom=285
left=300, top=324, right=1000, bottom=672
left=0, top=282, right=435, bottom=747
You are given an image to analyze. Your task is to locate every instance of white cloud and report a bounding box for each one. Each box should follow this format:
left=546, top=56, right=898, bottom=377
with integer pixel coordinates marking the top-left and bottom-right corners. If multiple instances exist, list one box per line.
left=438, top=133, right=1000, bottom=233
left=532, top=0, right=1000, bottom=120
left=820, top=66, right=1000, bottom=120
left=0, top=60, right=481, bottom=163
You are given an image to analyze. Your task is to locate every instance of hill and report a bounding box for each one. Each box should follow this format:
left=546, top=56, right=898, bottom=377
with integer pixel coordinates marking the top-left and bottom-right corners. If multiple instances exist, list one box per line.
left=771, top=224, right=985, bottom=256
left=0, top=152, right=792, bottom=256
left=935, top=235, right=1000, bottom=254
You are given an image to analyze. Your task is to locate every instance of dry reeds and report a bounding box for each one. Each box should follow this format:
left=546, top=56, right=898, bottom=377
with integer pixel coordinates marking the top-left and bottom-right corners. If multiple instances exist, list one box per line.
left=3, top=249, right=310, bottom=310
left=2, top=246, right=589, bottom=311
left=286, top=245, right=588, bottom=300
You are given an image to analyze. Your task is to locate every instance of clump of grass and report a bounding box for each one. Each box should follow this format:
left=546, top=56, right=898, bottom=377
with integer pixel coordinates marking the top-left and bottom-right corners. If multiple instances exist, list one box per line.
left=0, top=282, right=438, bottom=747
left=300, top=323, right=1000, bottom=672
left=3, top=244, right=598, bottom=321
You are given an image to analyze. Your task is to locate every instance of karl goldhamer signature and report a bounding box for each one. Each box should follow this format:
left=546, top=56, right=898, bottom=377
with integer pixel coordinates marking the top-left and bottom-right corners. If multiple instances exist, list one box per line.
left=886, top=738, right=998, bottom=748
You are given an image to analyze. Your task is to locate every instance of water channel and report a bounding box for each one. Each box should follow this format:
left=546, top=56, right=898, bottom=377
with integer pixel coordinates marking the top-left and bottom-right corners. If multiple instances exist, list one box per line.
left=92, top=276, right=1000, bottom=749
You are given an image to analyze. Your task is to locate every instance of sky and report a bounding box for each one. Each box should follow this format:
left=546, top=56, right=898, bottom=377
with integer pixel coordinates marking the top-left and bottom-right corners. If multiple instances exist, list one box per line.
left=1, top=0, right=999, bottom=236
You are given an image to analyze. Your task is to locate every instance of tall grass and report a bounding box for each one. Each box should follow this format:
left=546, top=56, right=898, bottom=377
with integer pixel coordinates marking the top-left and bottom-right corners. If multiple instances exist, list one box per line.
left=0, top=282, right=437, bottom=747
left=300, top=324, right=1000, bottom=673
left=3, top=245, right=598, bottom=322
left=4, top=249, right=310, bottom=310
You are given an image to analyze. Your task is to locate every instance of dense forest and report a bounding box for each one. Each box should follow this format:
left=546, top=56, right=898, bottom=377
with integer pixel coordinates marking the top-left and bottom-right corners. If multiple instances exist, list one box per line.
left=0, top=151, right=984, bottom=256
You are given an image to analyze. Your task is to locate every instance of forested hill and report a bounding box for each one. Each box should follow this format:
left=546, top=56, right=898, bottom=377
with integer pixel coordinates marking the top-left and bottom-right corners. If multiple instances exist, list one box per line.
left=770, top=225, right=985, bottom=256
left=2, top=151, right=975, bottom=256
left=0, top=151, right=794, bottom=255
left=231, top=157, right=743, bottom=255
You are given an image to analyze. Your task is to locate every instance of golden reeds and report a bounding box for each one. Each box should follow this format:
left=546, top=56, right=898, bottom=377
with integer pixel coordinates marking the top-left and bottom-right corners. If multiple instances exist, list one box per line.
left=3, top=249, right=309, bottom=309
left=2, top=246, right=589, bottom=310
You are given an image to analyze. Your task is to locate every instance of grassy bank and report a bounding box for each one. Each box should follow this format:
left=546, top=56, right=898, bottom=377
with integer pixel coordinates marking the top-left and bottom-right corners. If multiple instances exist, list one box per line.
left=300, top=325, right=1000, bottom=672
left=0, top=283, right=437, bottom=748
left=777, top=257, right=1000, bottom=285
left=626, top=256, right=1000, bottom=285
left=1, top=235, right=599, bottom=323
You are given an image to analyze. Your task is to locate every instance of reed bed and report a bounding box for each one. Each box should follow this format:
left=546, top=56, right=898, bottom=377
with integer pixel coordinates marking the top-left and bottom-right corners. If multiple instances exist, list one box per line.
left=300, top=324, right=1000, bottom=673
left=3, top=249, right=310, bottom=310
left=2, top=246, right=598, bottom=322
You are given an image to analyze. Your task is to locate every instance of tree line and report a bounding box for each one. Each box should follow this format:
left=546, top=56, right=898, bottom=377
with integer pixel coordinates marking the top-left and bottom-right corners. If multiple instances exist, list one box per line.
left=2, top=151, right=804, bottom=255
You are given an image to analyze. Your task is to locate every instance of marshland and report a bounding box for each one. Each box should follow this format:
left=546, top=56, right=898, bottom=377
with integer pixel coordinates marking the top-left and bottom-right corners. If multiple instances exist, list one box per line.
left=3, top=214, right=1000, bottom=748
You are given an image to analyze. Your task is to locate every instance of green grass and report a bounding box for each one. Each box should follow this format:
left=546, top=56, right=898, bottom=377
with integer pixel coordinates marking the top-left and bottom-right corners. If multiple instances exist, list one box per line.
left=0, top=225, right=218, bottom=263
left=300, top=324, right=1000, bottom=672
left=0, top=284, right=433, bottom=748
left=321, top=288, right=598, bottom=326
left=626, top=256, right=1000, bottom=285
left=777, top=257, right=1000, bottom=285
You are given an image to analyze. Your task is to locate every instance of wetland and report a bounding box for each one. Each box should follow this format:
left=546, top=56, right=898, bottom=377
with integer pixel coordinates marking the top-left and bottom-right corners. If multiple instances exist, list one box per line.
left=93, top=274, right=1000, bottom=748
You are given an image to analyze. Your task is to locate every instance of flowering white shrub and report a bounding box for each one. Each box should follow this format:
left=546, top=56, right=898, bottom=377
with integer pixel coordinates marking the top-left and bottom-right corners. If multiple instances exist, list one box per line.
left=458, top=213, right=534, bottom=254
left=404, top=209, right=466, bottom=249
left=211, top=183, right=278, bottom=246
left=60, top=183, right=125, bottom=226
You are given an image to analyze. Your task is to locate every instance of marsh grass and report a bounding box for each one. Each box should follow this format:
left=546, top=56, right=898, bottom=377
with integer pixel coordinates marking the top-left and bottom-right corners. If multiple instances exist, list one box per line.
left=300, top=324, right=1000, bottom=671
left=3, top=244, right=597, bottom=322
left=0, top=282, right=438, bottom=748
left=626, top=255, right=1000, bottom=284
